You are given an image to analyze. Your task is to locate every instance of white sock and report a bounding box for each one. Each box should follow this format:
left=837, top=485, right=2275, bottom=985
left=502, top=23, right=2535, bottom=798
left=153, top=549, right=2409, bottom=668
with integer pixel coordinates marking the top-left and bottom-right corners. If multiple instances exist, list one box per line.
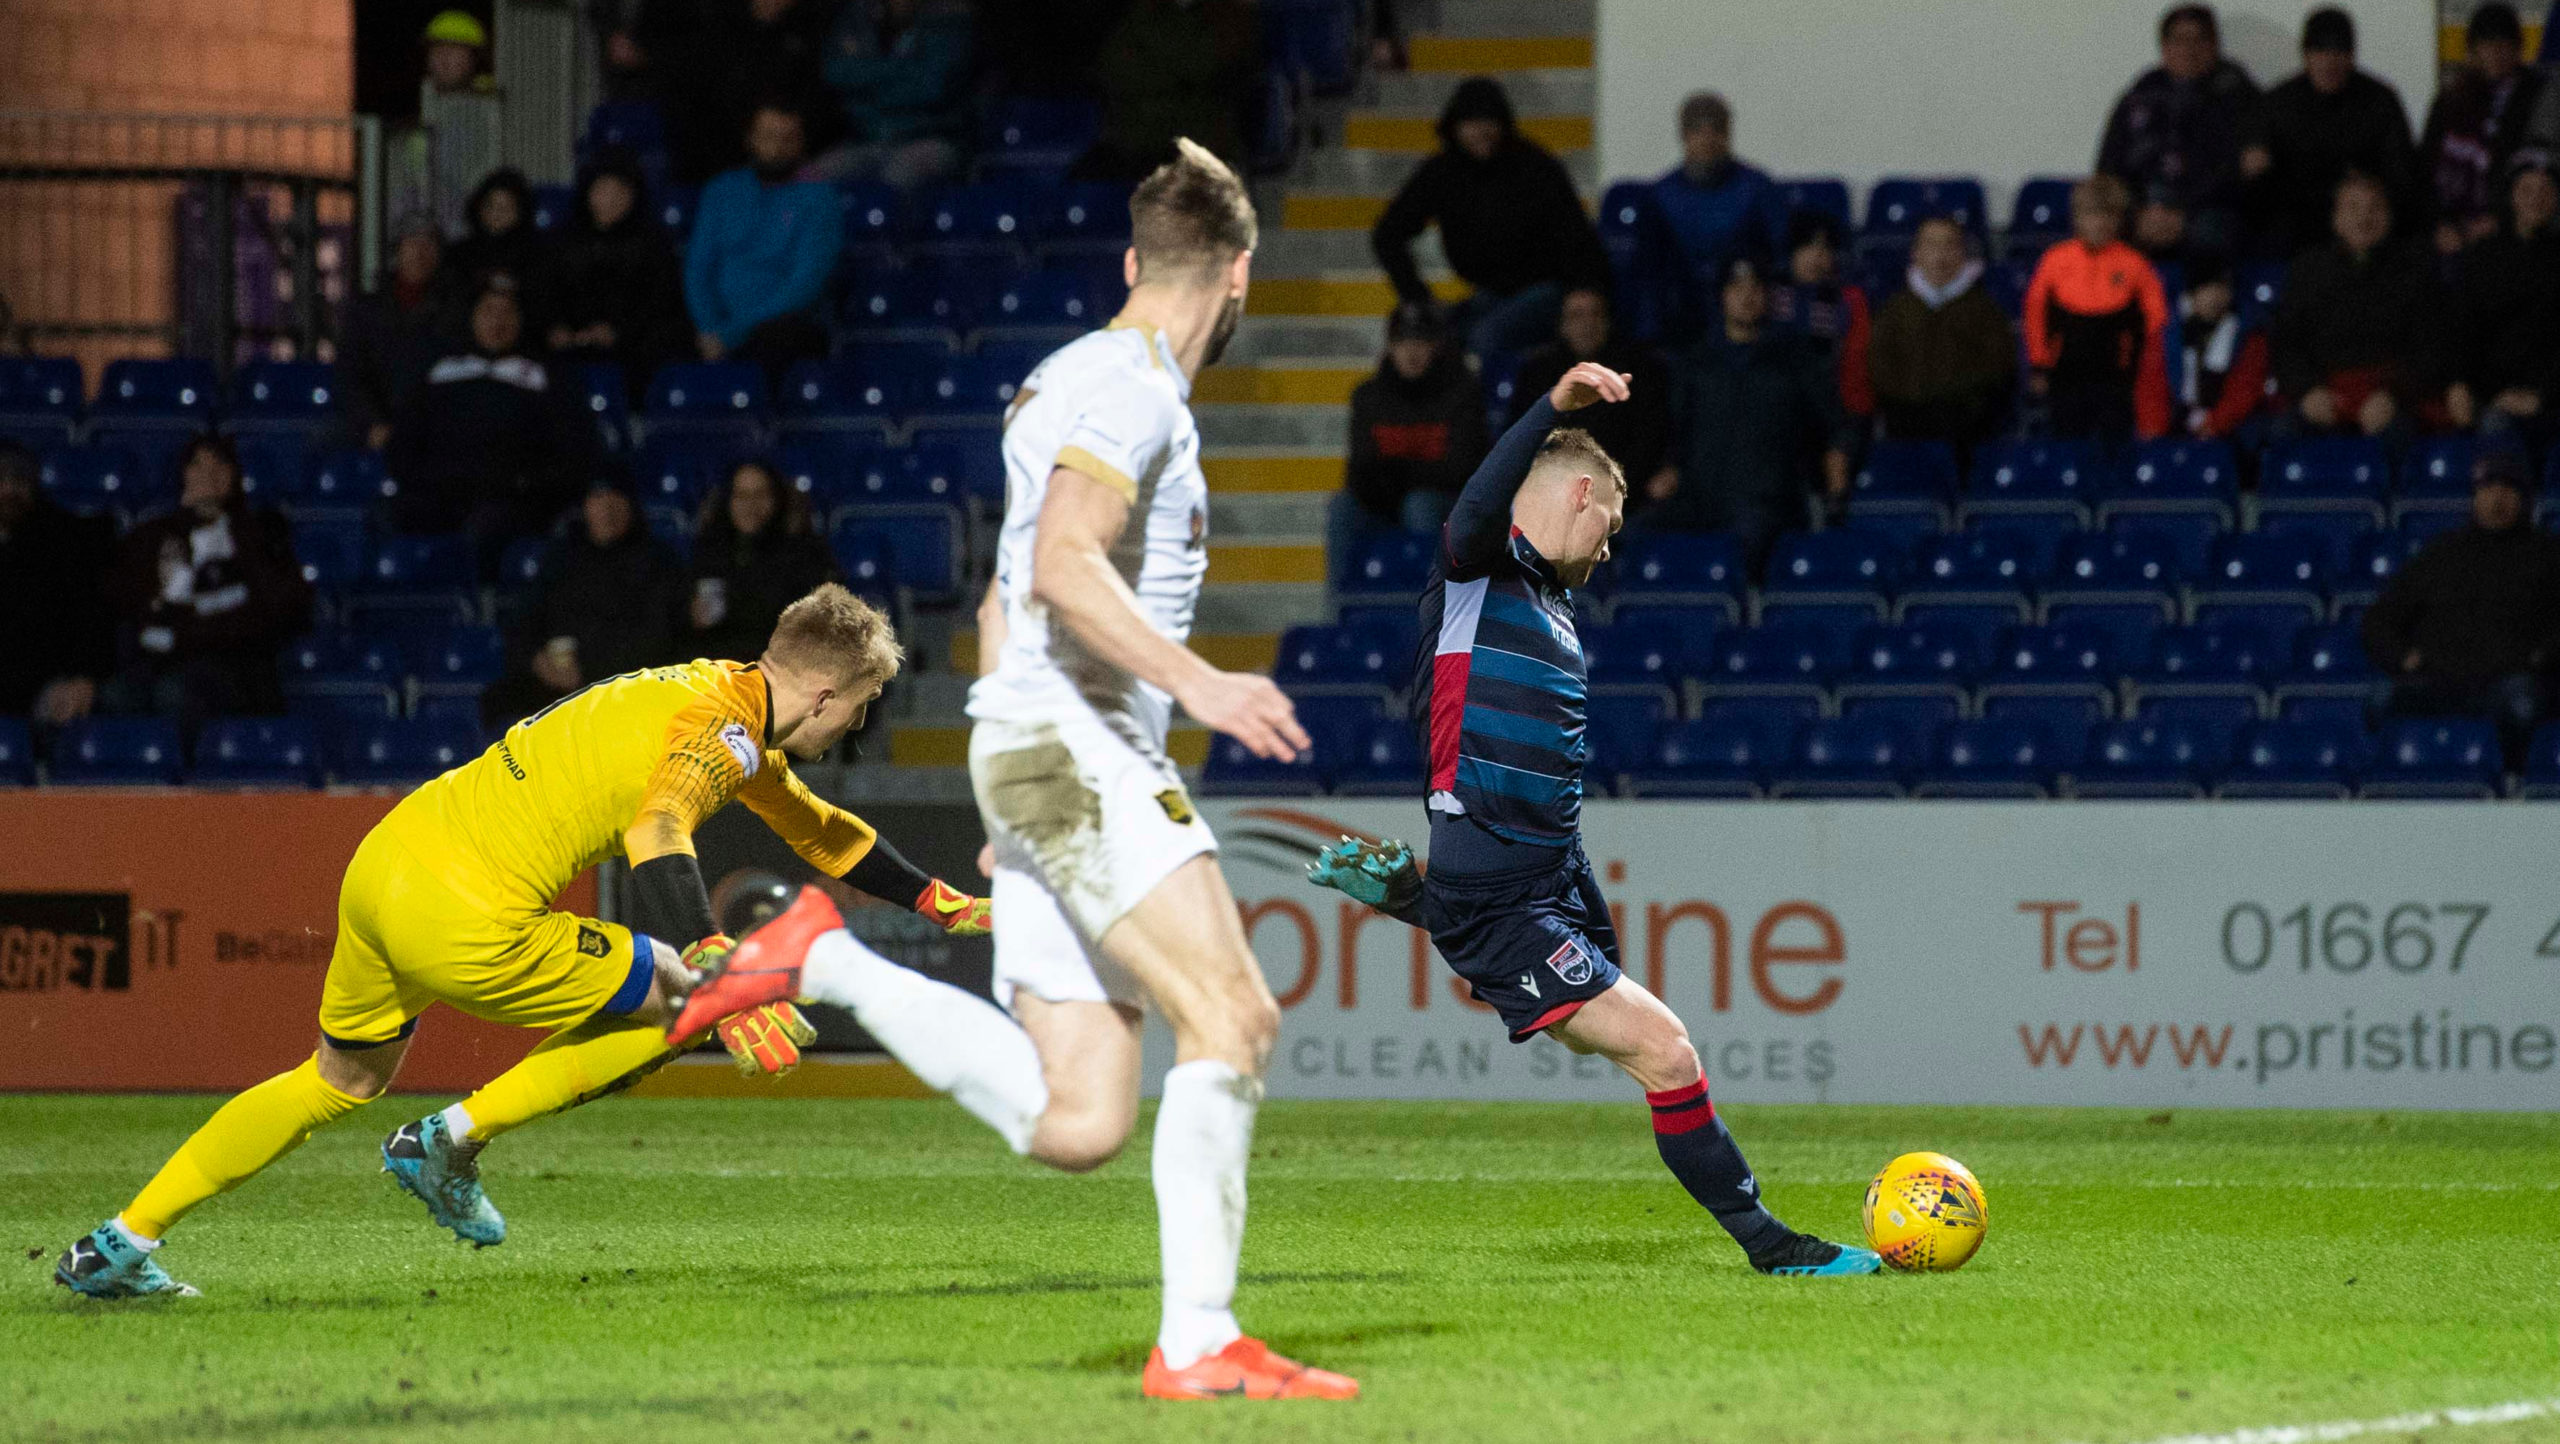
left=438, top=1103, right=476, bottom=1141
left=109, top=1216, right=160, bottom=1251
left=1152, top=1058, right=1259, bottom=1369
left=801, top=928, right=1049, bottom=1154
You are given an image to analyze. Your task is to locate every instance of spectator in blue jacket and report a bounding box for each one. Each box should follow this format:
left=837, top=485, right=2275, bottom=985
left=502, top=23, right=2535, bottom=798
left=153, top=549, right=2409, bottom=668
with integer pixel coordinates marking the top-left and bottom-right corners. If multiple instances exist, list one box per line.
left=815, top=0, right=976, bottom=190
left=1648, top=92, right=1789, bottom=344
left=684, top=100, right=845, bottom=376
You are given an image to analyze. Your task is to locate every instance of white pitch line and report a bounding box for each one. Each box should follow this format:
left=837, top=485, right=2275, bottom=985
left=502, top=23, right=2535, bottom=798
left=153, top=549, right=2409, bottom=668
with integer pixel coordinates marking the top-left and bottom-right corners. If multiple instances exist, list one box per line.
left=2108, top=1396, right=2560, bottom=1444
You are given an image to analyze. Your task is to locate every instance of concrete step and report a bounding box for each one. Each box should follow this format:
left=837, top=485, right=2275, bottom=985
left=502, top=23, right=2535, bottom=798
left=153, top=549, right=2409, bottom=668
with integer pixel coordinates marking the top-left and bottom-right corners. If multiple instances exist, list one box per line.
left=1204, top=450, right=1345, bottom=493
left=1220, top=314, right=1385, bottom=364
left=1207, top=541, right=1326, bottom=584
left=1193, top=363, right=1366, bottom=406
left=1250, top=274, right=1459, bottom=317
left=1211, top=489, right=1328, bottom=540
left=888, top=671, right=974, bottom=721
left=1196, top=631, right=1281, bottom=672
left=1198, top=582, right=1331, bottom=632
left=1420, top=0, right=1596, bottom=37
left=1372, top=67, right=1591, bottom=113
left=1260, top=223, right=1437, bottom=275
left=1197, top=402, right=1347, bottom=450
left=1343, top=112, right=1590, bottom=153
left=1407, top=34, right=1592, bottom=71
left=1291, top=144, right=1593, bottom=193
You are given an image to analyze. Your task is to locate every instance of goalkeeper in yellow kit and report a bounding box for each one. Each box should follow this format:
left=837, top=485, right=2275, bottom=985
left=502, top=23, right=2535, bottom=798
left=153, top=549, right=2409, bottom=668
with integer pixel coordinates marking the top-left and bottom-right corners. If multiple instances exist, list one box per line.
left=55, top=585, right=990, bottom=1298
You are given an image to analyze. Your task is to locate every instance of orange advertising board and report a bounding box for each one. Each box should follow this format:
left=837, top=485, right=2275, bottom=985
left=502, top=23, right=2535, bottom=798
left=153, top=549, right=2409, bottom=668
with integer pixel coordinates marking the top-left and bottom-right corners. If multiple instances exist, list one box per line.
left=0, top=792, right=591, bottom=1092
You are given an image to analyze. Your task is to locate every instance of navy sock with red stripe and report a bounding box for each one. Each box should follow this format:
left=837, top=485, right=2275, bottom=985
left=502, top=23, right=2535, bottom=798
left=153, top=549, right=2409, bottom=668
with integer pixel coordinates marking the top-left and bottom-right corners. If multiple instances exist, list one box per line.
left=1646, top=1076, right=1787, bottom=1258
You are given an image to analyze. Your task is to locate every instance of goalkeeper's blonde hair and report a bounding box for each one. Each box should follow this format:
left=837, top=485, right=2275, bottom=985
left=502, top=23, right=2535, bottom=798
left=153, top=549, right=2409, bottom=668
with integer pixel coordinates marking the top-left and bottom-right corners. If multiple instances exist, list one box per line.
left=768, top=584, right=904, bottom=690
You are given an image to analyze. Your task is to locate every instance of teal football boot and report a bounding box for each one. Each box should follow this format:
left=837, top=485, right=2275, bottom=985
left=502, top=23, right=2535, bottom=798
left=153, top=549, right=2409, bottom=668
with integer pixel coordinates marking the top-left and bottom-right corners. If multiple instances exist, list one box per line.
left=1753, top=1233, right=1883, bottom=1276
left=54, top=1222, right=199, bottom=1299
left=382, top=1113, right=506, bottom=1246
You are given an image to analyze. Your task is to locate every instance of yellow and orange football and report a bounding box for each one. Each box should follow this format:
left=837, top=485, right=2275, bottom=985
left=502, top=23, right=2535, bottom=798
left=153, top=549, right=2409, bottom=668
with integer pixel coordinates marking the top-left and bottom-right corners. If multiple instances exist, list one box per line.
left=1860, top=1151, right=1987, bottom=1272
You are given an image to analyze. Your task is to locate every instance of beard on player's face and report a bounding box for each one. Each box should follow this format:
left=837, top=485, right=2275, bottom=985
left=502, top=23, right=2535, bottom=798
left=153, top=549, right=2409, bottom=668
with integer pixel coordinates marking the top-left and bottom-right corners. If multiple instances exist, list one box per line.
left=1200, top=292, right=1244, bottom=368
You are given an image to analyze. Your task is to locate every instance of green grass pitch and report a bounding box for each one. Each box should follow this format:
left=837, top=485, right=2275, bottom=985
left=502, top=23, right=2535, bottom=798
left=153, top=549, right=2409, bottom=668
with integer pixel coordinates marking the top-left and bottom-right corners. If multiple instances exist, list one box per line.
left=3, top=1096, right=2557, bottom=1443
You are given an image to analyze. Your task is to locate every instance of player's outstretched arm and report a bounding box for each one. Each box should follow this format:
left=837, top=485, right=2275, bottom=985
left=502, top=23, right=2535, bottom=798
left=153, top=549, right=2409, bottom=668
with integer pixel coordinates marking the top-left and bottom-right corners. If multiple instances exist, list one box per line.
left=1033, top=465, right=1312, bottom=762
left=1444, top=360, right=1631, bottom=573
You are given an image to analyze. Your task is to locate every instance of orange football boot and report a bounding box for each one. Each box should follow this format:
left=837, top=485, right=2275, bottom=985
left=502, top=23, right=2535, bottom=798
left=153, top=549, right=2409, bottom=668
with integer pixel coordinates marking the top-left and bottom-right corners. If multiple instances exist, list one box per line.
left=1140, top=1337, right=1360, bottom=1400
left=666, top=885, right=841, bottom=1042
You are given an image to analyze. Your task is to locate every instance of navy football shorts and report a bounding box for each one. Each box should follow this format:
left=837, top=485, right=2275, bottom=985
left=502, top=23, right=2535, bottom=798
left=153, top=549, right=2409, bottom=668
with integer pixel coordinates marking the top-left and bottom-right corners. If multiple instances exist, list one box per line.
left=1421, top=844, right=1624, bottom=1043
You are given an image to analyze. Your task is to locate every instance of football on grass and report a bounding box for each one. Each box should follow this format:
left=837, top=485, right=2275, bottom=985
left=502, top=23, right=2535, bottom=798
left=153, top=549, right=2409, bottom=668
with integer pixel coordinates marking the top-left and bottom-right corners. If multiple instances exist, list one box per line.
left=1861, top=1151, right=1987, bottom=1272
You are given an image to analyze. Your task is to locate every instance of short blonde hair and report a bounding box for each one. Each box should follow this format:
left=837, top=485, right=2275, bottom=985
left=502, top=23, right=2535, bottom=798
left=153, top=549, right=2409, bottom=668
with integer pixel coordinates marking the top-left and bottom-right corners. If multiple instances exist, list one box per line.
left=1532, top=427, right=1626, bottom=496
left=1130, top=138, right=1258, bottom=285
left=768, top=583, right=903, bottom=689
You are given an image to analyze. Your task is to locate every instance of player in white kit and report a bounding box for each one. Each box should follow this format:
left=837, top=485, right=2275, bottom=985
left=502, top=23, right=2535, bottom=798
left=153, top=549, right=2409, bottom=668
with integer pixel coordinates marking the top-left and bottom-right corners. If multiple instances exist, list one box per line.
left=672, top=140, right=1357, bottom=1401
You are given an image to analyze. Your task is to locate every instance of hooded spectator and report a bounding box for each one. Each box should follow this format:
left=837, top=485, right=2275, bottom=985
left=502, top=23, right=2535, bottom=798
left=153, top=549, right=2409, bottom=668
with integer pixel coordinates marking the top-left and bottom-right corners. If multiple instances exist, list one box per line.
left=101, top=435, right=311, bottom=733
left=2272, top=171, right=2448, bottom=440
left=1657, top=256, right=1856, bottom=576
left=483, top=475, right=687, bottom=729
left=2245, top=7, right=2418, bottom=258
left=2420, top=3, right=2544, bottom=251
left=337, top=214, right=464, bottom=451
left=1371, top=77, right=1609, bottom=364
left=2096, top=3, right=2260, bottom=262
left=2023, top=174, right=2172, bottom=441
left=711, top=0, right=845, bottom=171
left=687, top=457, right=839, bottom=663
left=443, top=167, right=556, bottom=332
left=1868, top=214, right=2017, bottom=454
left=815, top=0, right=976, bottom=189
left=1510, top=286, right=1671, bottom=483
left=0, top=440, right=115, bottom=724
left=548, top=148, right=692, bottom=396
left=1076, top=0, right=1259, bottom=181
left=1332, top=302, right=1490, bottom=567
left=1767, top=210, right=1872, bottom=418
left=387, top=280, right=601, bottom=555
left=2446, top=158, right=2560, bottom=443
left=1647, top=92, right=1791, bottom=344
left=2363, top=449, right=2560, bottom=768
left=2172, top=259, right=2271, bottom=440
left=685, top=100, right=846, bottom=376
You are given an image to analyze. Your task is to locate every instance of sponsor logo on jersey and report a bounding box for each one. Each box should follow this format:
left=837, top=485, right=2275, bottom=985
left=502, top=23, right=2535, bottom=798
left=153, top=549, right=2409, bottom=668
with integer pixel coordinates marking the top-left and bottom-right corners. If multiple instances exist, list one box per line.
left=1545, top=937, right=1595, bottom=987
left=1155, top=787, right=1196, bottom=825
left=577, top=925, right=612, bottom=958
left=717, top=722, right=761, bottom=778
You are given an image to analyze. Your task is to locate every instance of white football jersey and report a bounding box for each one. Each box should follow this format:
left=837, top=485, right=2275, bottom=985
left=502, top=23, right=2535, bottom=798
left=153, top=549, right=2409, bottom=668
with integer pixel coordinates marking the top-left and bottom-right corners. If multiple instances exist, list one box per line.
left=967, top=322, right=1209, bottom=745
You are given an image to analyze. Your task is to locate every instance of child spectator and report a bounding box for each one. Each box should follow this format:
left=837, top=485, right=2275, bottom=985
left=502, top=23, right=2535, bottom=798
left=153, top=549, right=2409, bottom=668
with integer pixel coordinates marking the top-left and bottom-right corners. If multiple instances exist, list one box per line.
left=1766, top=211, right=1872, bottom=420
left=2173, top=260, right=2270, bottom=440
left=1333, top=303, right=1490, bottom=569
left=2023, top=175, right=2171, bottom=441
left=687, top=458, right=839, bottom=664
left=2447, top=158, right=2560, bottom=446
left=548, top=150, right=692, bottom=399
left=1868, top=214, right=2017, bottom=455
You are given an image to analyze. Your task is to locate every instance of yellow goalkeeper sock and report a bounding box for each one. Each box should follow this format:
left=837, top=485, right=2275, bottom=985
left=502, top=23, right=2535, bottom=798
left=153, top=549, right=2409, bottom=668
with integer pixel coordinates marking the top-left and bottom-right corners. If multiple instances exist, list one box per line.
left=455, top=1016, right=674, bottom=1142
left=121, top=1057, right=367, bottom=1240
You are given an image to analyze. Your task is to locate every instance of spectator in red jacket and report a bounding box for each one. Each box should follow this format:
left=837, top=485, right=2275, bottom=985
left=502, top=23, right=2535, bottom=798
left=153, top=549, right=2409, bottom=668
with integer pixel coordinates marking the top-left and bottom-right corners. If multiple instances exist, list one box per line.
left=2024, top=174, right=2171, bottom=441
left=1766, top=211, right=1872, bottom=420
left=2174, top=260, right=2271, bottom=439
left=1330, top=302, right=1491, bottom=571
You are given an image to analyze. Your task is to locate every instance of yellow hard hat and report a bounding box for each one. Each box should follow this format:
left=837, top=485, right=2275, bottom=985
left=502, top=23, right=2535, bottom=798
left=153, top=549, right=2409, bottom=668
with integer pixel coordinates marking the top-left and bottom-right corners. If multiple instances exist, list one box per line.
left=424, top=10, right=488, bottom=48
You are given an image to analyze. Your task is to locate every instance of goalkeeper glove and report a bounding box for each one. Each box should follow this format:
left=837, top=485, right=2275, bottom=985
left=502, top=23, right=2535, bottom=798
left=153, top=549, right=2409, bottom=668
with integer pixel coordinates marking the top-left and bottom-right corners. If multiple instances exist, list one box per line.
left=915, top=878, right=991, bottom=936
left=715, top=1002, right=817, bottom=1077
left=677, top=933, right=736, bottom=987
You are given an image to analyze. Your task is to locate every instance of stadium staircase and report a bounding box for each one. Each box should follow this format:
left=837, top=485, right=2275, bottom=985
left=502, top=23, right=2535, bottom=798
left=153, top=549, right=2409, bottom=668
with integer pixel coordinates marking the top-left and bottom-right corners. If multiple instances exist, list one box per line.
left=878, top=0, right=1596, bottom=787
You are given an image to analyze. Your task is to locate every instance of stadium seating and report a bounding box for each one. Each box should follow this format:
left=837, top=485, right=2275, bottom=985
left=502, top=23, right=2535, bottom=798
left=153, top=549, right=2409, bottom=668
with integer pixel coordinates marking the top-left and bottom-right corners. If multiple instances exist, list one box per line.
left=2072, top=717, right=2231, bottom=798
left=1838, top=620, right=1981, bottom=711
left=1761, top=531, right=1900, bottom=613
left=1201, top=730, right=1324, bottom=796
left=2007, top=176, right=2077, bottom=253
left=1701, top=622, right=1845, bottom=708
left=50, top=718, right=184, bottom=785
left=644, top=362, right=767, bottom=438
left=2219, top=719, right=2364, bottom=799
left=1610, top=532, right=1743, bottom=619
left=1587, top=691, right=1673, bottom=789
left=40, top=445, right=166, bottom=520
left=1771, top=714, right=1919, bottom=798
left=1964, top=439, right=2109, bottom=525
left=1916, top=717, right=2063, bottom=799
left=1624, top=715, right=1776, bottom=798
left=2517, top=723, right=2560, bottom=799
left=228, top=361, right=335, bottom=432
left=95, top=358, right=217, bottom=420
left=1863, top=176, right=1989, bottom=256
left=2195, top=533, right=2327, bottom=621
left=1337, top=530, right=1436, bottom=598
left=0, top=718, right=33, bottom=785
left=193, top=717, right=323, bottom=787
left=337, top=718, right=486, bottom=786
left=2360, top=719, right=2502, bottom=798
left=1330, top=715, right=1424, bottom=796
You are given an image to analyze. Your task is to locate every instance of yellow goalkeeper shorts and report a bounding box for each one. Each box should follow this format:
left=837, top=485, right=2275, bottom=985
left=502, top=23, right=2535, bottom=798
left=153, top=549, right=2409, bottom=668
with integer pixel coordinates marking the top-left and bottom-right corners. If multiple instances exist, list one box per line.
left=316, top=824, right=648, bottom=1048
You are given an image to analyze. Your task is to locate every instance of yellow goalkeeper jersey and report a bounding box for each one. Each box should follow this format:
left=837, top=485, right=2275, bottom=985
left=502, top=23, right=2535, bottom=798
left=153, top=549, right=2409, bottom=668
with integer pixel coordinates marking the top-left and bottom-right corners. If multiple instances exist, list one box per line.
left=378, top=658, right=878, bottom=920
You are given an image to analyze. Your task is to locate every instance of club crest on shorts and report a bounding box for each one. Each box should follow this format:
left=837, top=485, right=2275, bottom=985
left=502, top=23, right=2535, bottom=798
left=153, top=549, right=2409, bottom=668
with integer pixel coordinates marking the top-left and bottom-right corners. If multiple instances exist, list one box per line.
left=1544, top=937, right=1596, bottom=986
left=1154, top=787, right=1195, bottom=824
left=577, top=925, right=612, bottom=958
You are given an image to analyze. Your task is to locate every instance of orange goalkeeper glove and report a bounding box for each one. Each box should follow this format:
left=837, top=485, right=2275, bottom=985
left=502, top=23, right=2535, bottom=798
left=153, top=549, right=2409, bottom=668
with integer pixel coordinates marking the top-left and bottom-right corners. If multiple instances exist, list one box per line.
left=916, top=878, right=991, bottom=936
left=714, top=1002, right=817, bottom=1077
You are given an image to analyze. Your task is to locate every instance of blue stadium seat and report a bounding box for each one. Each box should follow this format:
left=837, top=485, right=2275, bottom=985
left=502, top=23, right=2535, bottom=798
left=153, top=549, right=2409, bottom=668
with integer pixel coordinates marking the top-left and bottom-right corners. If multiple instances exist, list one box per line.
left=2041, top=531, right=2181, bottom=618
left=1274, top=623, right=1402, bottom=692
left=410, top=626, right=505, bottom=695
left=1595, top=181, right=1672, bottom=341
left=1836, top=505, right=1942, bottom=557
left=2128, top=621, right=2278, bottom=714
left=1770, top=714, right=1920, bottom=798
left=1863, top=176, right=1989, bottom=254
left=848, top=446, right=969, bottom=510
left=1624, top=715, right=1781, bottom=798
left=2101, top=510, right=2221, bottom=582
left=0, top=356, right=83, bottom=440
left=2334, top=528, right=2429, bottom=608
left=2195, top=533, right=2327, bottom=621
left=1849, top=438, right=1956, bottom=521
left=290, top=519, right=368, bottom=591
left=778, top=360, right=905, bottom=438
left=1895, top=599, right=2024, bottom=655
left=228, top=361, right=335, bottom=429
left=352, top=535, right=478, bottom=627
left=913, top=433, right=1005, bottom=509
left=1761, top=530, right=1899, bottom=612
left=843, top=271, right=973, bottom=339
left=837, top=181, right=902, bottom=256
left=1750, top=600, right=1872, bottom=659
left=2517, top=723, right=2560, bottom=799
left=336, top=717, right=485, bottom=785
left=2106, top=438, right=2237, bottom=525
left=192, top=716, right=322, bottom=787
left=2139, top=693, right=2272, bottom=732
left=1700, top=622, right=1847, bottom=707
left=2236, top=261, right=2285, bottom=322
left=1608, top=532, right=1743, bottom=619
left=2273, top=621, right=2373, bottom=709
left=50, top=718, right=183, bottom=786
left=1964, top=439, right=2109, bottom=525
left=2260, top=436, right=2389, bottom=522
left=912, top=182, right=1042, bottom=256
left=1585, top=619, right=1711, bottom=690
left=2396, top=435, right=2476, bottom=521
left=96, top=358, right=217, bottom=419
left=1778, top=177, right=1854, bottom=233
left=643, top=362, right=766, bottom=436
left=576, top=364, right=632, bottom=452
left=1981, top=690, right=2110, bottom=736
left=2043, top=600, right=2168, bottom=664
left=2071, top=717, right=2229, bottom=798
left=773, top=432, right=870, bottom=515
left=1838, top=620, right=1983, bottom=710
left=530, top=182, right=574, bottom=232
left=1329, top=715, right=1424, bottom=797
left=1338, top=530, right=1436, bottom=598
left=1916, top=717, right=2064, bottom=798
left=831, top=507, right=961, bottom=599
left=2360, top=719, right=2503, bottom=798
left=979, top=271, right=1101, bottom=339
left=1979, top=622, right=2115, bottom=713
left=2254, top=511, right=2375, bottom=580
left=40, top=445, right=165, bottom=519
left=1587, top=691, right=1673, bottom=788
left=635, top=433, right=743, bottom=515
left=1838, top=691, right=1961, bottom=734
left=2217, top=719, right=2364, bottom=799
left=909, top=356, right=1021, bottom=429
left=976, top=96, right=1101, bottom=174
left=2007, top=176, right=2078, bottom=253
left=496, top=536, right=551, bottom=592
left=1039, top=182, right=1135, bottom=257
left=583, top=100, right=666, bottom=153
left=1201, top=731, right=1323, bottom=795
left=0, top=717, right=31, bottom=785
left=306, top=449, right=393, bottom=512
left=232, top=436, right=310, bottom=507
left=655, top=184, right=700, bottom=239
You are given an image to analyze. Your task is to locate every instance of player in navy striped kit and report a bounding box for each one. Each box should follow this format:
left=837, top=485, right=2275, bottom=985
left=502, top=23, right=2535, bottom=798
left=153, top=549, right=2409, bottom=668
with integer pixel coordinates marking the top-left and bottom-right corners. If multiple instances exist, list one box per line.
left=1310, top=360, right=1879, bottom=1276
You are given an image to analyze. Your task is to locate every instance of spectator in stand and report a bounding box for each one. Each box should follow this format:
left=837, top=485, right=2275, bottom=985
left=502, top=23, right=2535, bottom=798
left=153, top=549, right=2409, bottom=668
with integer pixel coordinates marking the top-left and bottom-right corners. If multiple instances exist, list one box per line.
left=1077, top=0, right=1259, bottom=181
left=1510, top=286, right=1671, bottom=484
left=2023, top=174, right=2171, bottom=442
left=1371, top=78, right=1608, bottom=366
left=815, top=0, right=975, bottom=189
left=1867, top=214, right=2017, bottom=456
left=100, top=435, right=311, bottom=734
left=1647, top=92, right=1789, bottom=344
left=2421, top=3, right=2544, bottom=253
left=0, top=440, right=115, bottom=725
left=2245, top=8, right=2417, bottom=259
left=1655, top=256, right=1856, bottom=577
left=687, top=457, right=839, bottom=663
left=685, top=100, right=846, bottom=376
left=2272, top=171, right=2446, bottom=442
left=547, top=148, right=692, bottom=397
left=387, top=279, right=600, bottom=556
left=2447, top=158, right=2560, bottom=445
left=1766, top=211, right=1872, bottom=422
left=2096, top=3, right=2260, bottom=264
left=482, top=476, right=686, bottom=729
left=2172, top=259, right=2272, bottom=441
left=713, top=0, right=845, bottom=170
left=419, top=10, right=502, bottom=235
left=337, top=215, right=462, bottom=451
left=1332, top=302, right=1489, bottom=568
left=2362, top=449, right=2560, bottom=769
left=442, top=168, right=555, bottom=334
